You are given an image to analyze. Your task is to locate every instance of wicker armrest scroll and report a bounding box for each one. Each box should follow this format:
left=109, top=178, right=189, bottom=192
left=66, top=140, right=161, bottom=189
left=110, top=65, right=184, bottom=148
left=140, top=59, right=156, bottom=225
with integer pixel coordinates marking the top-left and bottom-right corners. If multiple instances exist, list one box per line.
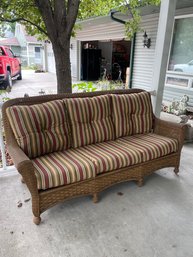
left=153, top=116, right=186, bottom=147
left=7, top=142, right=38, bottom=195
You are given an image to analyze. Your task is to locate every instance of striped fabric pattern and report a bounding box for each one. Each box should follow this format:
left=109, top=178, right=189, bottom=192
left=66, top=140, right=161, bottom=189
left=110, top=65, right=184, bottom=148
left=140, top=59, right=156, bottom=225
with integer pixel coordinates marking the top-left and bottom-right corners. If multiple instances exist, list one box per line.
left=111, top=92, right=153, bottom=138
left=32, top=149, right=97, bottom=190
left=75, top=140, right=143, bottom=174
left=117, top=133, right=178, bottom=162
left=6, top=100, right=71, bottom=158
left=65, top=95, right=114, bottom=148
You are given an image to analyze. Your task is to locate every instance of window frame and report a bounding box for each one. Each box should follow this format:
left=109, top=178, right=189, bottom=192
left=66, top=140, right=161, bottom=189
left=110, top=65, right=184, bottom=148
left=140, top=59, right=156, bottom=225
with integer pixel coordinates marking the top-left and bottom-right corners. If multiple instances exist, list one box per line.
left=166, top=14, right=193, bottom=90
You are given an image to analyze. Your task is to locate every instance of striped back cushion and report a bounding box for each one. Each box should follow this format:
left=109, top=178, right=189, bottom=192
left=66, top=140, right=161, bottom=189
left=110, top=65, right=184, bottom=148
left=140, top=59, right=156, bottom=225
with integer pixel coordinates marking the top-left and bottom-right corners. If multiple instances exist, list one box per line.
left=65, top=95, right=114, bottom=148
left=111, top=91, right=153, bottom=138
left=6, top=100, right=71, bottom=158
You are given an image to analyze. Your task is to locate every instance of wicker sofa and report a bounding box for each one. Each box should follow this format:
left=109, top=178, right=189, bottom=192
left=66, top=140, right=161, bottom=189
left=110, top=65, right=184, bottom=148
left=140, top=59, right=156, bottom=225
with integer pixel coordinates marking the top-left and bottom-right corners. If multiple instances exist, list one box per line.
left=2, top=89, right=185, bottom=225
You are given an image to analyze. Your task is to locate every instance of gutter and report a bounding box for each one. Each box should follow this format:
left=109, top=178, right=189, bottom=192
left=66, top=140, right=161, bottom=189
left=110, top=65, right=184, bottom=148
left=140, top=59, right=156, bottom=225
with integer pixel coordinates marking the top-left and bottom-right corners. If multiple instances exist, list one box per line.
left=110, top=10, right=136, bottom=89
left=110, top=10, right=126, bottom=25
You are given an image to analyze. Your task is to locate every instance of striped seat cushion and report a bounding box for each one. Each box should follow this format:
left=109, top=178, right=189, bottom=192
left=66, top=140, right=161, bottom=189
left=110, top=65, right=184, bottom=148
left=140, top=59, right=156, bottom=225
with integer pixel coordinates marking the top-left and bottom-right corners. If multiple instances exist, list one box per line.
left=75, top=140, right=143, bottom=174
left=32, top=149, right=97, bottom=190
left=65, top=95, right=114, bottom=148
left=111, top=92, right=153, bottom=138
left=117, top=133, right=178, bottom=162
left=6, top=100, right=71, bottom=158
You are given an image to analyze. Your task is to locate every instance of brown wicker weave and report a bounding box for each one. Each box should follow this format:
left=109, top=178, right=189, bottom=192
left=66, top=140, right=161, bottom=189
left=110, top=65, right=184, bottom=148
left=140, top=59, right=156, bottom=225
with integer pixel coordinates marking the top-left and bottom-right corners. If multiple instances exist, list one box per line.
left=2, top=89, right=186, bottom=225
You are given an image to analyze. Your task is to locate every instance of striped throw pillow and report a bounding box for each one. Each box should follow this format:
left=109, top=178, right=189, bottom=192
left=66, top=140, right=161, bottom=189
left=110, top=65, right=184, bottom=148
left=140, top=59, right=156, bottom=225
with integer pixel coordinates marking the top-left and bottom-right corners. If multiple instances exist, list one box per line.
left=111, top=91, right=153, bottom=138
left=6, top=100, right=71, bottom=158
left=65, top=95, right=114, bottom=148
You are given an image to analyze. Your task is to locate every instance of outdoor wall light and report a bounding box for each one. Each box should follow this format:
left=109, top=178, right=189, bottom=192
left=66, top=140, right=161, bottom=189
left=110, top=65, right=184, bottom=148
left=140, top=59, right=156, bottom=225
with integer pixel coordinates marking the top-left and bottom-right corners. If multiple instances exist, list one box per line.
left=70, top=44, right=73, bottom=50
left=143, top=31, right=151, bottom=48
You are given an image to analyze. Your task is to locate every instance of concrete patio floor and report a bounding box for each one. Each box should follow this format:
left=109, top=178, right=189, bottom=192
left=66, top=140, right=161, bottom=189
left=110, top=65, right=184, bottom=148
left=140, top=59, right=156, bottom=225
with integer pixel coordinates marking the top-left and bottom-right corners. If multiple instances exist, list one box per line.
left=0, top=143, right=193, bottom=257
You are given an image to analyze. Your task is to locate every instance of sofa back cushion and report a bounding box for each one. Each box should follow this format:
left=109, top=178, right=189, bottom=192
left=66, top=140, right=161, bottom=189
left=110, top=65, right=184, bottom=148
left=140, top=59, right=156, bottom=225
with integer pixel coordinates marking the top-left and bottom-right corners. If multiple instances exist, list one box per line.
left=111, top=91, right=153, bottom=138
left=6, top=100, right=71, bottom=158
left=65, top=95, right=114, bottom=148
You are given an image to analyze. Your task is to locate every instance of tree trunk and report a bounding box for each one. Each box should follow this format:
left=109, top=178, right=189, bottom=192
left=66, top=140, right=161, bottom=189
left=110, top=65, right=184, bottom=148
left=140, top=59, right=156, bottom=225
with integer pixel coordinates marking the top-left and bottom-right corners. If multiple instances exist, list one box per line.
left=52, top=39, right=72, bottom=94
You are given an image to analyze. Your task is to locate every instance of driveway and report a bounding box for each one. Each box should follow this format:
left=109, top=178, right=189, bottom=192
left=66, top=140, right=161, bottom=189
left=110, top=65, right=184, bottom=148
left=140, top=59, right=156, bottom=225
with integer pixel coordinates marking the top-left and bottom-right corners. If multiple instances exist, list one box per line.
left=8, top=70, right=57, bottom=99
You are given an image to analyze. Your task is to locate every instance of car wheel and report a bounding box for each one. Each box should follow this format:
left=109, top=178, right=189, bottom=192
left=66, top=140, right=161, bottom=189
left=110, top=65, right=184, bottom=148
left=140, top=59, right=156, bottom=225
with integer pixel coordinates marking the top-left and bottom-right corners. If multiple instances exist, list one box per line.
left=17, top=67, right=22, bottom=80
left=3, top=71, right=12, bottom=90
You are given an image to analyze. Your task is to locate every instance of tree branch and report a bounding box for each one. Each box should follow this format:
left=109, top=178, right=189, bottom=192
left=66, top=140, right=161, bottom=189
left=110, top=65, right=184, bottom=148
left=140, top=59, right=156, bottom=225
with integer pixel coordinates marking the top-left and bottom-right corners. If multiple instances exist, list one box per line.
left=66, top=0, right=80, bottom=37
left=54, top=0, right=67, bottom=26
left=0, top=17, right=48, bottom=36
left=35, top=0, right=57, bottom=41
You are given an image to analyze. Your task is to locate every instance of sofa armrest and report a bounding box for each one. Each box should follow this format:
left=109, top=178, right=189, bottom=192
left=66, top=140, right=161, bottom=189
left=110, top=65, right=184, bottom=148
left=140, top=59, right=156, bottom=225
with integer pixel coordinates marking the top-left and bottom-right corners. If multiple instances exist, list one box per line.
left=7, top=143, right=38, bottom=195
left=153, top=116, right=187, bottom=148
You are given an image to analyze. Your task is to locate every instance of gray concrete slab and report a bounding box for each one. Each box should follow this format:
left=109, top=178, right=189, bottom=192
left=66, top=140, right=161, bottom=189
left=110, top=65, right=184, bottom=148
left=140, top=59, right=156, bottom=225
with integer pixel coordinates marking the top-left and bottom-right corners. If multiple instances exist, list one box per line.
left=0, top=143, right=193, bottom=257
left=8, top=70, right=57, bottom=98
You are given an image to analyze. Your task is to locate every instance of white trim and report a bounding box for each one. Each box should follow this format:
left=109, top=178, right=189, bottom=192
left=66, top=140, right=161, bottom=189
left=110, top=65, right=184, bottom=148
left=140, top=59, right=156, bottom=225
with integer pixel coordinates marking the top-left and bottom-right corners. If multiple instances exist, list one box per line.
left=151, top=0, right=177, bottom=117
left=175, top=13, right=193, bottom=19
left=77, top=41, right=81, bottom=81
left=166, top=14, right=193, bottom=89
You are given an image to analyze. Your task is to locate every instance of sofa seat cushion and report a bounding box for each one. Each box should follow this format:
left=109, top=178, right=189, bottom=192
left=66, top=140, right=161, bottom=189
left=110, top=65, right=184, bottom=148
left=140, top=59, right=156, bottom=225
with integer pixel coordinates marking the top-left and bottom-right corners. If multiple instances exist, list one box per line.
left=117, top=133, right=178, bottom=162
left=32, top=149, right=98, bottom=190
left=111, top=92, right=153, bottom=138
left=6, top=100, right=71, bottom=158
left=75, top=140, right=143, bottom=174
left=65, top=95, right=114, bottom=148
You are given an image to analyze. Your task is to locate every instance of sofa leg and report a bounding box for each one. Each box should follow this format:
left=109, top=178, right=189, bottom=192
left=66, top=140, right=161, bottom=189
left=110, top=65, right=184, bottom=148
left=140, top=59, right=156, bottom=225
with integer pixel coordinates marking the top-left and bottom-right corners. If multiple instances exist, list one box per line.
left=174, top=167, right=179, bottom=175
left=137, top=178, right=144, bottom=187
left=93, top=193, right=99, bottom=203
left=33, top=216, right=41, bottom=225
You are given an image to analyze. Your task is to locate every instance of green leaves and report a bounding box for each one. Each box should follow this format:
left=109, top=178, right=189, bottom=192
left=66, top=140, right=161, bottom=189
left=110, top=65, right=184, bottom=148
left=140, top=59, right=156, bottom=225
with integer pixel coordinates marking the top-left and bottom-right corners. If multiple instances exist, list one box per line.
left=72, top=82, right=97, bottom=92
left=0, top=0, right=161, bottom=41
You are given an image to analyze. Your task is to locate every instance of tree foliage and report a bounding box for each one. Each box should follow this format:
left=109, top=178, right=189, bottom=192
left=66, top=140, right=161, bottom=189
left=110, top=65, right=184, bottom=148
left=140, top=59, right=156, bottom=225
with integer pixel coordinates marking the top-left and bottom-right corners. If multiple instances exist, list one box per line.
left=0, top=22, right=15, bottom=38
left=0, top=0, right=161, bottom=41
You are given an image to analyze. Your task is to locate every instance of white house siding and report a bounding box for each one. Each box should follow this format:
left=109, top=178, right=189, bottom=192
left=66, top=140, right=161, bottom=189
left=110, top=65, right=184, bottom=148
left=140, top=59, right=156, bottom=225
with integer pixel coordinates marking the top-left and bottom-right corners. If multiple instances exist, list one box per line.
left=47, top=43, right=56, bottom=73
left=76, top=18, right=125, bottom=41
left=132, top=13, right=159, bottom=91
left=132, top=7, right=193, bottom=105
left=70, top=38, right=79, bottom=81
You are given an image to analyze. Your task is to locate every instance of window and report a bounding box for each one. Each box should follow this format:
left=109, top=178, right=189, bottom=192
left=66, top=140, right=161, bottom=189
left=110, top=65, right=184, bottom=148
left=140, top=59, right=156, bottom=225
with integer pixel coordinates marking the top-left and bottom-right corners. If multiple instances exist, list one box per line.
left=168, top=16, right=193, bottom=74
left=35, top=47, right=41, bottom=59
left=0, top=47, right=5, bottom=56
left=7, top=49, right=14, bottom=58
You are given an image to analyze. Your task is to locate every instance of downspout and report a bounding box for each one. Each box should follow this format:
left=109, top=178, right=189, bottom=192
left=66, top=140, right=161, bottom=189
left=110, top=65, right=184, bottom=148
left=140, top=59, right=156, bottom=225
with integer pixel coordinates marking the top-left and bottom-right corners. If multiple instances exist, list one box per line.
left=129, top=33, right=136, bottom=88
left=110, top=10, right=135, bottom=88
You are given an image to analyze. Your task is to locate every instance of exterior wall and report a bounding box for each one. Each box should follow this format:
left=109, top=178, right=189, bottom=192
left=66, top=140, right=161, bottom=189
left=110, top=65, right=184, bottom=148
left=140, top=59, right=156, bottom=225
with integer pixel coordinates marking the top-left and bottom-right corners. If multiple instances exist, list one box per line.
left=20, top=47, right=27, bottom=66
left=70, top=38, right=79, bottom=81
left=15, top=23, right=26, bottom=47
left=20, top=44, right=43, bottom=67
left=14, top=23, right=44, bottom=68
left=132, top=7, right=193, bottom=105
left=47, top=43, right=56, bottom=73
left=28, top=44, right=43, bottom=67
left=132, top=13, right=159, bottom=91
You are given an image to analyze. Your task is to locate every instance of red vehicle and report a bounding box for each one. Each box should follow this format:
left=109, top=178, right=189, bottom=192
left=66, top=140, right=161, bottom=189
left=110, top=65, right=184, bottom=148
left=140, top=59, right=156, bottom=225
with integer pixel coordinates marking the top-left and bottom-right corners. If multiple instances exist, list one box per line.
left=0, top=45, right=22, bottom=89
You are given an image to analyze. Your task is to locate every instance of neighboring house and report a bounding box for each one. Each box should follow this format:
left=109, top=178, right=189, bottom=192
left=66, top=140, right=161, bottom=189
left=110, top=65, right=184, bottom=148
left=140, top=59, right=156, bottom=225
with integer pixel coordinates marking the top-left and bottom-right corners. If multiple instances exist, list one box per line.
left=0, top=23, right=44, bottom=67
left=0, top=37, right=21, bottom=56
left=45, top=0, right=193, bottom=108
